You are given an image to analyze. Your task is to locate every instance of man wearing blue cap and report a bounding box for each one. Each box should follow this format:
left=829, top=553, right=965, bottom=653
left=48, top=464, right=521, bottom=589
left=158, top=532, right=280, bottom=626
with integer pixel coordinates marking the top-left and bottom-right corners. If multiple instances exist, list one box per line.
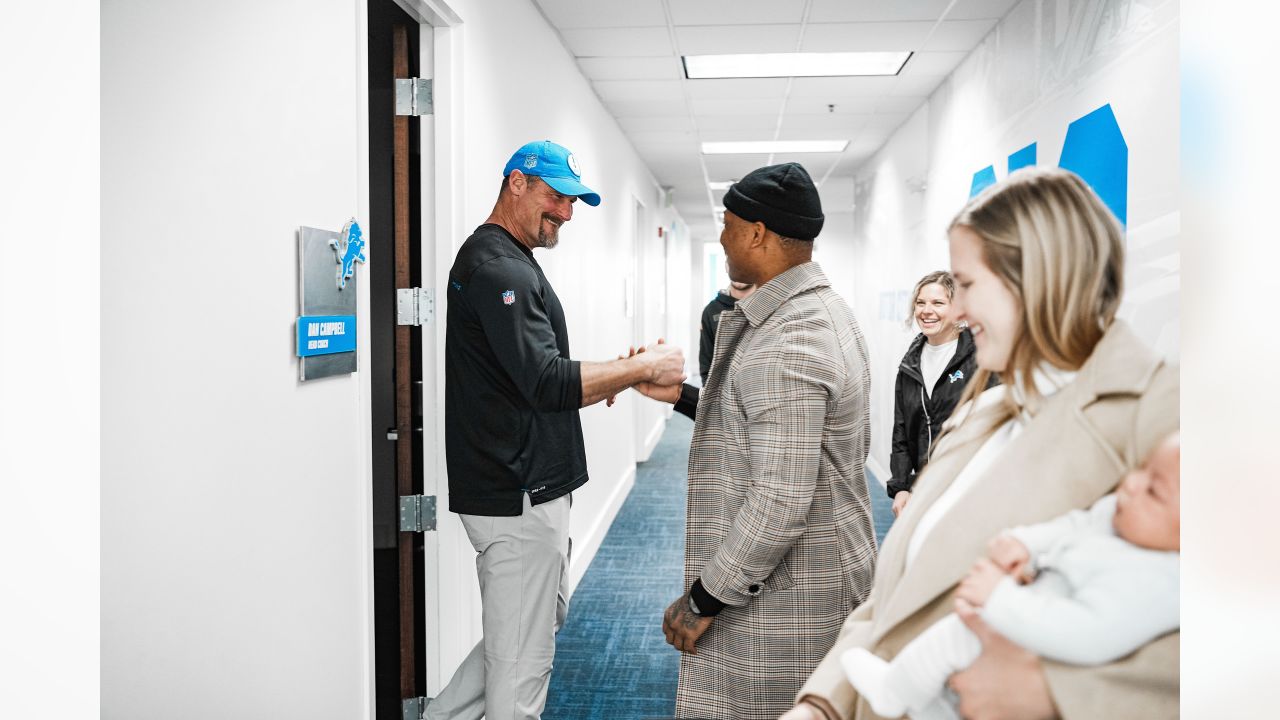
left=430, top=140, right=685, bottom=720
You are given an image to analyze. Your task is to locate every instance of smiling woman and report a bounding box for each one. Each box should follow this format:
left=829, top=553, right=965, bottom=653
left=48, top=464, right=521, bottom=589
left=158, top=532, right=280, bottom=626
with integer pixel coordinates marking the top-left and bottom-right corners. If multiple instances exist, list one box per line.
left=885, top=270, right=993, bottom=516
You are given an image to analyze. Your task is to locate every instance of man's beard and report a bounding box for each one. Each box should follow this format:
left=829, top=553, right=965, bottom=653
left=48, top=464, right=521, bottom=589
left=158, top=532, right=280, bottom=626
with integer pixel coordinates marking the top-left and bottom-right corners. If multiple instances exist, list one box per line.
left=535, top=215, right=560, bottom=249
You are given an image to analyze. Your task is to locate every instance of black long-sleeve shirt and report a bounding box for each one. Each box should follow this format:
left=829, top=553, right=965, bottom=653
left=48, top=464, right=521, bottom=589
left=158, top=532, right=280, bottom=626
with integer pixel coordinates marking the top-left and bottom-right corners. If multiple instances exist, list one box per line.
left=444, top=224, right=588, bottom=516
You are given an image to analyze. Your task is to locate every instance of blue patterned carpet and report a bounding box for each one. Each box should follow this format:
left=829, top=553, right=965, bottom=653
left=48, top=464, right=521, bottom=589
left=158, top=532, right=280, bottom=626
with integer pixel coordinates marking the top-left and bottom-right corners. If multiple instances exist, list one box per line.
left=545, top=414, right=895, bottom=719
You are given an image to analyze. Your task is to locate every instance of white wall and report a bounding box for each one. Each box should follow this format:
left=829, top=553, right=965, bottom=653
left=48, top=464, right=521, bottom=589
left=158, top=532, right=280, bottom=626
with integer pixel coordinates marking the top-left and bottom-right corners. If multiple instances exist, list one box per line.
left=102, top=1, right=376, bottom=718
left=103, top=0, right=692, bottom=716
left=817, top=0, right=1180, bottom=480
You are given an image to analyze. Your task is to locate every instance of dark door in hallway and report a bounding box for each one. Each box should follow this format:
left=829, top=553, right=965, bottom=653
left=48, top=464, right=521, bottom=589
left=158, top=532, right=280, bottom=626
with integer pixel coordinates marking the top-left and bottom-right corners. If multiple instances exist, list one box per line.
left=369, top=0, right=426, bottom=716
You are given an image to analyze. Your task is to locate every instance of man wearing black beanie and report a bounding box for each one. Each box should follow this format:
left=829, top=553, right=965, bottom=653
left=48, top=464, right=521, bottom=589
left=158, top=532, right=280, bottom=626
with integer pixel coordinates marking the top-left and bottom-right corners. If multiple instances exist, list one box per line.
left=638, top=162, right=877, bottom=719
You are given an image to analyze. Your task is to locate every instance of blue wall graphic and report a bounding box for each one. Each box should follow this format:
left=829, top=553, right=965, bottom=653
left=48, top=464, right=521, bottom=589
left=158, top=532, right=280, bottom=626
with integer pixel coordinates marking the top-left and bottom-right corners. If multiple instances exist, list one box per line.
left=969, top=104, right=1128, bottom=227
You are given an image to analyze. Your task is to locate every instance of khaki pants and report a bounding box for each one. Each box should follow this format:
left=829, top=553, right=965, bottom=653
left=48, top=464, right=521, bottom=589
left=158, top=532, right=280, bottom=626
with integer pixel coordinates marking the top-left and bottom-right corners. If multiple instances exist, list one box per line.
left=426, top=493, right=571, bottom=720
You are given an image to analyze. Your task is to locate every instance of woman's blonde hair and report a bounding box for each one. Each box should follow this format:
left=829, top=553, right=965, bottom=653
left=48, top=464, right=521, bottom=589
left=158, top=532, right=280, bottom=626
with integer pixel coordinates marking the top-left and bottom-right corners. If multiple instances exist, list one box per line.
left=946, top=166, right=1125, bottom=435
left=905, top=270, right=956, bottom=328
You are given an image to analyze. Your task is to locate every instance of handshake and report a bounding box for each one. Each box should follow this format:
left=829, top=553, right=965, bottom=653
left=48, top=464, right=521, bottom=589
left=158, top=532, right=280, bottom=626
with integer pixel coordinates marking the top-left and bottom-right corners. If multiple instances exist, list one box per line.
left=606, top=339, right=687, bottom=407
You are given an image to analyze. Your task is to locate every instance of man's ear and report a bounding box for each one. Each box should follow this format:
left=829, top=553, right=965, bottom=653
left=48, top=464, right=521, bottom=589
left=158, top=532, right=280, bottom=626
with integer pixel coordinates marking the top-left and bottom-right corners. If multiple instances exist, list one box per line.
left=748, top=221, right=769, bottom=249
left=507, top=169, right=527, bottom=196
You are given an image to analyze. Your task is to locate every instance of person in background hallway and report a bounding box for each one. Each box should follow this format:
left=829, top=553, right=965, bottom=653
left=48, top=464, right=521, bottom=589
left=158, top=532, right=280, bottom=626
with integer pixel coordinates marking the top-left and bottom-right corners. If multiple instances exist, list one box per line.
left=700, top=278, right=757, bottom=383
left=783, top=166, right=1179, bottom=720
left=430, top=140, right=685, bottom=720
left=888, top=271, right=996, bottom=517
left=636, top=162, right=877, bottom=719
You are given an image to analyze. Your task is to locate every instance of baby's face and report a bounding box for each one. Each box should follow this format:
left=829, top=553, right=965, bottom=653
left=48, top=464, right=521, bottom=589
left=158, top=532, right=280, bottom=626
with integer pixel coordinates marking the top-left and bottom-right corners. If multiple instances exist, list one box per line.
left=1113, top=434, right=1180, bottom=551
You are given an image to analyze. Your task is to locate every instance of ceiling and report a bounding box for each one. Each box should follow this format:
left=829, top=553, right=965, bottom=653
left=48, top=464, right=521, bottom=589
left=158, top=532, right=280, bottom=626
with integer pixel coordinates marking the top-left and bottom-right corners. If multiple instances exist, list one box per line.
left=532, top=0, right=1020, bottom=242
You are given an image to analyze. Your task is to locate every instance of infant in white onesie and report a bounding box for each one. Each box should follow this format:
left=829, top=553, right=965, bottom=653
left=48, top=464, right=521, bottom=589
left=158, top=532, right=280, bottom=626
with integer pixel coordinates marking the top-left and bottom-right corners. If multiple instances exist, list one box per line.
left=842, top=432, right=1180, bottom=720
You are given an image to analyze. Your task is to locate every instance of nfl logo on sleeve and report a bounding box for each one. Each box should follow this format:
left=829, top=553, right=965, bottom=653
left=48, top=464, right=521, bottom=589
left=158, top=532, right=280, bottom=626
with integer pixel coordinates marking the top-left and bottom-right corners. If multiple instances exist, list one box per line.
left=502, top=290, right=516, bottom=305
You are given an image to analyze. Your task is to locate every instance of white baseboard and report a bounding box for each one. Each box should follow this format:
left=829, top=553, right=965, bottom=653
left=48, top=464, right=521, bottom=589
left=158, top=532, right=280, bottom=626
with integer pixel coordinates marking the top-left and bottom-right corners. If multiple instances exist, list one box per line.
left=566, top=464, right=636, bottom=596
left=867, top=456, right=889, bottom=488
left=638, top=415, right=664, bottom=462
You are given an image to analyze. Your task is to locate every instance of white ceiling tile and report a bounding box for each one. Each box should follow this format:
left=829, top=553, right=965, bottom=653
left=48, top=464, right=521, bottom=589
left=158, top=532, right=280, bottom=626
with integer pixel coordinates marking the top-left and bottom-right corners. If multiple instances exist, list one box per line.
left=685, top=78, right=790, bottom=100
left=899, top=51, right=969, bottom=76
left=675, top=24, right=800, bottom=55
left=696, top=113, right=785, bottom=131
left=669, top=0, right=806, bottom=26
left=807, top=0, right=1017, bottom=23
left=603, top=98, right=688, bottom=117
left=861, top=112, right=911, bottom=132
left=944, top=0, right=1021, bottom=21
left=561, top=27, right=674, bottom=57
left=534, top=0, right=667, bottom=29
left=801, top=22, right=931, bottom=52
left=617, top=115, right=694, bottom=133
left=807, top=0, right=950, bottom=23
left=691, top=97, right=784, bottom=116
left=788, top=76, right=898, bottom=98
left=577, top=56, right=683, bottom=80
left=696, top=128, right=788, bottom=143
left=592, top=79, right=685, bottom=102
left=921, top=19, right=998, bottom=52
left=780, top=113, right=872, bottom=135
left=785, top=96, right=881, bottom=115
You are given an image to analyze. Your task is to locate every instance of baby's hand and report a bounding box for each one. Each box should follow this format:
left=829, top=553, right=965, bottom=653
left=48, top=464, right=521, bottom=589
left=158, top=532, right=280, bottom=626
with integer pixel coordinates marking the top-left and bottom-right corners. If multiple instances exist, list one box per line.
left=956, top=558, right=1007, bottom=607
left=986, top=533, right=1031, bottom=582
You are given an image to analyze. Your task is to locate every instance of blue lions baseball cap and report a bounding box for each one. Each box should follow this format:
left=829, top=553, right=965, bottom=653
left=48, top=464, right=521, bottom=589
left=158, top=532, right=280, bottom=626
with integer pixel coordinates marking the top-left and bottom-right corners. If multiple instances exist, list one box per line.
left=502, top=140, right=601, bottom=206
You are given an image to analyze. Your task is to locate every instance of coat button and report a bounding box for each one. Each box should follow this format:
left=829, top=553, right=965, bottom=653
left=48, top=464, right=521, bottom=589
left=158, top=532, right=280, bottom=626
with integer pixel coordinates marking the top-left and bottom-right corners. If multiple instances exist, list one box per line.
left=748, top=584, right=761, bottom=594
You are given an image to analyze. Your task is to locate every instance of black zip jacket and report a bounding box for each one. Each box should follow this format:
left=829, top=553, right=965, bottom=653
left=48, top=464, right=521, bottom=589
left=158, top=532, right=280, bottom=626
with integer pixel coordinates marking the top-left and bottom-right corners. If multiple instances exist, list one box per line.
left=444, top=224, right=588, bottom=516
left=887, top=328, right=997, bottom=498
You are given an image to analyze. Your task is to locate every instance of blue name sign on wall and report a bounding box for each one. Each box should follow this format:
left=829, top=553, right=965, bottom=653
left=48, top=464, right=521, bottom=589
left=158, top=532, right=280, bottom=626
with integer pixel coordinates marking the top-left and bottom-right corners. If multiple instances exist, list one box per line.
left=297, top=315, right=357, bottom=357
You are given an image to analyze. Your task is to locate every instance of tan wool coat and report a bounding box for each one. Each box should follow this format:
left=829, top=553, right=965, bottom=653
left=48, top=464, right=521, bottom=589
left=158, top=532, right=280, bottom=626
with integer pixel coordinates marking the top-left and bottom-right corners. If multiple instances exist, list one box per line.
left=797, top=320, right=1180, bottom=719
left=676, top=262, right=879, bottom=720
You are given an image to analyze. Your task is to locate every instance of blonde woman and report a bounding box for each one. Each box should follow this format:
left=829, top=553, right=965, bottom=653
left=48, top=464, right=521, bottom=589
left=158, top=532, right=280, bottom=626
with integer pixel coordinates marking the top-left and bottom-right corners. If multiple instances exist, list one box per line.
left=888, top=271, right=996, bottom=517
left=782, top=166, right=1179, bottom=720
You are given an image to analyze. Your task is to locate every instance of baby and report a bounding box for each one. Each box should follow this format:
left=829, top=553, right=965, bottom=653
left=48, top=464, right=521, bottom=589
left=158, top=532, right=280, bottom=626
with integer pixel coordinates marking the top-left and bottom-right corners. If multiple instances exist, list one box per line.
left=842, top=432, right=1180, bottom=720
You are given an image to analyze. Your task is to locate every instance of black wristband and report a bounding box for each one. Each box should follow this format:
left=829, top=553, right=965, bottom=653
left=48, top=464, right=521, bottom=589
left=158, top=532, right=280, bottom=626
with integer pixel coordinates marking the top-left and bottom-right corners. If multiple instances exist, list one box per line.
left=689, top=578, right=727, bottom=617
left=673, top=383, right=699, bottom=421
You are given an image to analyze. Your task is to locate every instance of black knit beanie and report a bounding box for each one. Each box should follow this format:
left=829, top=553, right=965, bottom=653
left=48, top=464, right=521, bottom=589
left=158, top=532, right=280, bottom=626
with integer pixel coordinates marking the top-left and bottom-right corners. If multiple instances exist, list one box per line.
left=722, top=162, right=824, bottom=241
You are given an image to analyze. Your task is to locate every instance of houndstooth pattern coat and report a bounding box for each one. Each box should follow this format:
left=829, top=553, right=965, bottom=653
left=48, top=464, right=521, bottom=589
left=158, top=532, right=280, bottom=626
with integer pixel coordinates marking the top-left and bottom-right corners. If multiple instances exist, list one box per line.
left=676, top=262, right=878, bottom=720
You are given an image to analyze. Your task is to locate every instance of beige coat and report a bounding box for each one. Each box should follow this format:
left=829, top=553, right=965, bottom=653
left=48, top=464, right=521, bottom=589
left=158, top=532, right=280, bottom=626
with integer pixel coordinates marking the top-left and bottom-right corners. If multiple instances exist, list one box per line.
left=797, top=320, right=1180, bottom=719
left=677, top=262, right=878, bottom=720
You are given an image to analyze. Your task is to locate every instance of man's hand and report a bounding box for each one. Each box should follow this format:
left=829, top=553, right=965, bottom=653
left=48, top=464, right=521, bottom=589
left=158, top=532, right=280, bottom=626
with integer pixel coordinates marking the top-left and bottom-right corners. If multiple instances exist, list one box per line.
left=949, top=598, right=1058, bottom=720
left=986, top=533, right=1032, bottom=582
left=662, top=593, right=713, bottom=654
left=892, top=490, right=911, bottom=517
left=956, top=558, right=1007, bottom=607
left=638, top=338, right=686, bottom=386
left=635, top=379, right=682, bottom=404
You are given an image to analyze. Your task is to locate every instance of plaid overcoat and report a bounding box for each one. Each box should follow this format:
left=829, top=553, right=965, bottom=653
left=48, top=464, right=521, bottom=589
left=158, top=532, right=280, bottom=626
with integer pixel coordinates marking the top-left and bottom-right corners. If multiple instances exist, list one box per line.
left=676, top=262, right=878, bottom=720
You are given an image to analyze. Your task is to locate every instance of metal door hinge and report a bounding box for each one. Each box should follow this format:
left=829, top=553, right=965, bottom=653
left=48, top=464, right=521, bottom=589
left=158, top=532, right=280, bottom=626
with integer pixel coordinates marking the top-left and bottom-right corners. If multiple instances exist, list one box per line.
left=395, top=78, right=433, bottom=116
left=397, top=287, right=434, bottom=326
left=402, top=696, right=429, bottom=720
left=399, top=495, right=437, bottom=532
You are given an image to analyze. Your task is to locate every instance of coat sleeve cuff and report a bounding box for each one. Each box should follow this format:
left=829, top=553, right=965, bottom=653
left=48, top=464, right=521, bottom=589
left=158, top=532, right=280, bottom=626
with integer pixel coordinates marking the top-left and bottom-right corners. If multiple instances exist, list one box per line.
left=673, top=383, right=699, bottom=420
left=689, top=577, right=727, bottom=616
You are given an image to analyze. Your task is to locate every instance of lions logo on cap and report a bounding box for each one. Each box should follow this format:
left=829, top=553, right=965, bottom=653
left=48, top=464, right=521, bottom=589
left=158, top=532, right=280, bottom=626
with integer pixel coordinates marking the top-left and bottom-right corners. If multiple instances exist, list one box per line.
left=567, top=154, right=581, bottom=176
left=524, top=153, right=538, bottom=169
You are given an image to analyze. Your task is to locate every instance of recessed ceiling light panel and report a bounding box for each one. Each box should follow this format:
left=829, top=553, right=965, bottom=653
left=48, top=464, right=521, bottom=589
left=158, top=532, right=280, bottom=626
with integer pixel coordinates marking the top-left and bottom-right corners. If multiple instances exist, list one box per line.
left=683, top=52, right=911, bottom=79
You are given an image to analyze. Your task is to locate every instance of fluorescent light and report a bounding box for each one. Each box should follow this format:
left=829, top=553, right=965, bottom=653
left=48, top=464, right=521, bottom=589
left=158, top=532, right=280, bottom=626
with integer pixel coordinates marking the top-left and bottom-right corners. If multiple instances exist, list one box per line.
left=684, top=52, right=911, bottom=79
left=708, top=181, right=735, bottom=190
left=701, top=140, right=848, bottom=155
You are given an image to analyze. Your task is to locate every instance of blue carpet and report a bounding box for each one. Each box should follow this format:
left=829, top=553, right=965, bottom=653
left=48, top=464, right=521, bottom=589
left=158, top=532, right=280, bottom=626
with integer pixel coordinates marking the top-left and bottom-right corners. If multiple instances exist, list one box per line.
left=546, top=415, right=896, bottom=719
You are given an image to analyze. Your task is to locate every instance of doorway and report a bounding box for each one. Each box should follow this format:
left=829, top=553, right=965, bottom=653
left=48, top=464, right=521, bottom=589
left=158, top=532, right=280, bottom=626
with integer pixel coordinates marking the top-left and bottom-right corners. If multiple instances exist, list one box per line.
left=368, top=1, right=427, bottom=716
